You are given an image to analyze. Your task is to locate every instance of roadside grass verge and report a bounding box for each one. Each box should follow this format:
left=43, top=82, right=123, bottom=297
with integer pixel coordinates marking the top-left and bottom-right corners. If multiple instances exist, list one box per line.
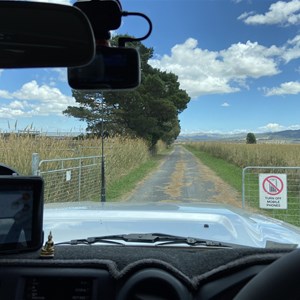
left=107, top=152, right=170, bottom=201
left=184, top=143, right=300, bottom=227
left=183, top=144, right=242, bottom=193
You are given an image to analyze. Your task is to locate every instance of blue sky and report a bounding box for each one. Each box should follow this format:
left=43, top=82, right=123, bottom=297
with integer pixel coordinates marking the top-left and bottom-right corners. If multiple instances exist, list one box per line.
left=0, top=0, right=299, bottom=135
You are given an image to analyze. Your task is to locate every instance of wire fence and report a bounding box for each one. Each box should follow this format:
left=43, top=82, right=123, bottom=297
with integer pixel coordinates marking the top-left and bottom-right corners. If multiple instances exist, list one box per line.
left=242, top=166, right=300, bottom=227
left=32, top=153, right=103, bottom=203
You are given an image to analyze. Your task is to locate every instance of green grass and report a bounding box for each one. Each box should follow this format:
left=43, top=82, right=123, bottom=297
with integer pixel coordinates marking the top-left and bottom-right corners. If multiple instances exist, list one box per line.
left=107, top=154, right=165, bottom=201
left=184, top=144, right=242, bottom=193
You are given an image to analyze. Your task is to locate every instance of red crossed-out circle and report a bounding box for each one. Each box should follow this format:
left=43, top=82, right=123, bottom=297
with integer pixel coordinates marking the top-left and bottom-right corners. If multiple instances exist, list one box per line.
left=262, top=175, right=284, bottom=196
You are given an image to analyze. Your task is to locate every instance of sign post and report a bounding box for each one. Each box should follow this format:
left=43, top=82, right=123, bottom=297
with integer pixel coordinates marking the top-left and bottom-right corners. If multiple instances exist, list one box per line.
left=259, top=174, right=287, bottom=209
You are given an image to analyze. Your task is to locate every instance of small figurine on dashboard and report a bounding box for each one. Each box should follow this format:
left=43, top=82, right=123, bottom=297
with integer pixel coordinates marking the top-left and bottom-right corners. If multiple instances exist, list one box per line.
left=40, top=231, right=54, bottom=258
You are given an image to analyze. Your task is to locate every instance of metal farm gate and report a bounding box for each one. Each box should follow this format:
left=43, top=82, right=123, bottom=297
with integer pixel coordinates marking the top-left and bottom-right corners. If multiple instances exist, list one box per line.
left=242, top=166, right=300, bottom=227
left=32, top=153, right=102, bottom=203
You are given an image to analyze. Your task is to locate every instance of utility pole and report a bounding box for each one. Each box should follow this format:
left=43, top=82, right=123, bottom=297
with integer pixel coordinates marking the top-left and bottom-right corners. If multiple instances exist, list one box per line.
left=95, top=93, right=106, bottom=202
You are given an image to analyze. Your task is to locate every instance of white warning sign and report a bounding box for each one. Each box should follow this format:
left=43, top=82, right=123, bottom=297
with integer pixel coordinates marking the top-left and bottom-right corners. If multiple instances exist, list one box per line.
left=259, top=174, right=287, bottom=209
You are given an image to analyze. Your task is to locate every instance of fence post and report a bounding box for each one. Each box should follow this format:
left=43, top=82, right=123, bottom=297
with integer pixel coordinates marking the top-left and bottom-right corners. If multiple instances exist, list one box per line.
left=242, top=167, right=246, bottom=209
left=78, top=158, right=81, bottom=201
left=32, top=153, right=40, bottom=175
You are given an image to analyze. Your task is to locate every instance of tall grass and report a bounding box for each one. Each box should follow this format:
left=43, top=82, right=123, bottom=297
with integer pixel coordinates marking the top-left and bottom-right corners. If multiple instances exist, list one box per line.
left=0, top=134, right=168, bottom=202
left=186, top=142, right=300, bottom=167
left=0, top=134, right=150, bottom=184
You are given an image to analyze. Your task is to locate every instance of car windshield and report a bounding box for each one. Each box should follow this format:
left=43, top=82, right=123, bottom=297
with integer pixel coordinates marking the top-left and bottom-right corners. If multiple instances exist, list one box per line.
left=1, top=0, right=300, bottom=249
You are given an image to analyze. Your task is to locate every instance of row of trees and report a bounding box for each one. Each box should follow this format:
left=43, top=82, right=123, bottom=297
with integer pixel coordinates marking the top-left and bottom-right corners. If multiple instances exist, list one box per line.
left=64, top=38, right=190, bottom=150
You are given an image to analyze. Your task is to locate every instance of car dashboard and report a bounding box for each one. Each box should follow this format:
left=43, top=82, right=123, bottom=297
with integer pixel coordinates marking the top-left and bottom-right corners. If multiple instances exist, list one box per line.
left=0, top=245, right=291, bottom=299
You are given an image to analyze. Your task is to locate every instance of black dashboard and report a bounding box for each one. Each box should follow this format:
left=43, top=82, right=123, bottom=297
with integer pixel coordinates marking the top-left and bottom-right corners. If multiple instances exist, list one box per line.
left=0, top=245, right=291, bottom=299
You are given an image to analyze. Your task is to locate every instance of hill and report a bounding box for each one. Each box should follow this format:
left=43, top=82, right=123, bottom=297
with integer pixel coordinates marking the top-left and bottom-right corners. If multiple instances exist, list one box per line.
left=178, top=129, right=300, bottom=143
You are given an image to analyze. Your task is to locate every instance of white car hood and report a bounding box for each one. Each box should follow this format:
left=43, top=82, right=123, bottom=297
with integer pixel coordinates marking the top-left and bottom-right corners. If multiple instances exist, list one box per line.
left=43, top=202, right=300, bottom=248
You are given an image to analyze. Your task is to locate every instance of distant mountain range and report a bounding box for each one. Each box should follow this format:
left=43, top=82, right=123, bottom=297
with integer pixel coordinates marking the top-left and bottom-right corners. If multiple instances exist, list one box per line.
left=178, top=129, right=300, bottom=143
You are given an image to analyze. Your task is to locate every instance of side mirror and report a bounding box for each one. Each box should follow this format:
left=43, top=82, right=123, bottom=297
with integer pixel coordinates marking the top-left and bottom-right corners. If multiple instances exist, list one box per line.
left=68, top=46, right=140, bottom=90
left=0, top=1, right=95, bottom=68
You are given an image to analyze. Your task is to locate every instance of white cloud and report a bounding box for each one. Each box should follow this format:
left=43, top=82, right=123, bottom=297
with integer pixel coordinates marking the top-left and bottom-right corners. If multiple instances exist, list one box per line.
left=238, top=0, right=300, bottom=26
left=259, top=123, right=285, bottom=132
left=264, top=81, right=300, bottom=96
left=149, top=38, right=281, bottom=98
left=0, top=108, right=25, bottom=118
left=0, top=80, right=76, bottom=118
left=0, top=90, right=13, bottom=99
left=258, top=123, right=300, bottom=132
left=221, top=102, right=230, bottom=107
left=238, top=12, right=254, bottom=20
left=282, top=35, right=300, bottom=63
left=289, top=124, right=300, bottom=130
left=220, top=41, right=281, bottom=78
left=150, top=39, right=239, bottom=97
left=9, top=101, right=28, bottom=110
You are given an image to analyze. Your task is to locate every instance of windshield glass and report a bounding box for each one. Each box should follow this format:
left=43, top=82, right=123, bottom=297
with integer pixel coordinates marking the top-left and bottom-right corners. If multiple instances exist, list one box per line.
left=1, top=0, right=300, bottom=248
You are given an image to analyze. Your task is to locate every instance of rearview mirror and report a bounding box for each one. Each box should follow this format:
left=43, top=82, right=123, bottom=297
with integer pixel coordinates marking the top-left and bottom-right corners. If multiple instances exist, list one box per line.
left=68, top=46, right=140, bottom=90
left=0, top=1, right=95, bottom=68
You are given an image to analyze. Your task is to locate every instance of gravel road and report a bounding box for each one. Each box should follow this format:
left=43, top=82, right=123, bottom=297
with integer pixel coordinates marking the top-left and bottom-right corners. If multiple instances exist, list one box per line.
left=124, top=145, right=241, bottom=206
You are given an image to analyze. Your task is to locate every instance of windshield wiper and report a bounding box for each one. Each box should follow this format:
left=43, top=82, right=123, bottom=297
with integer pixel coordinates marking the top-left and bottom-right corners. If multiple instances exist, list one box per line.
left=56, top=233, right=235, bottom=248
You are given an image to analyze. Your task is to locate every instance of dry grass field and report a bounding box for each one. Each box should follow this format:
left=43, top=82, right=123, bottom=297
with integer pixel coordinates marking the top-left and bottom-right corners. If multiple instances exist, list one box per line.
left=187, top=142, right=300, bottom=167
left=0, top=134, right=151, bottom=184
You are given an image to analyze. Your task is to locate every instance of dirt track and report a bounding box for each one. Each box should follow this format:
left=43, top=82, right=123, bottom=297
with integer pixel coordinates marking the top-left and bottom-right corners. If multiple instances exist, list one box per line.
left=124, top=145, right=241, bottom=206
